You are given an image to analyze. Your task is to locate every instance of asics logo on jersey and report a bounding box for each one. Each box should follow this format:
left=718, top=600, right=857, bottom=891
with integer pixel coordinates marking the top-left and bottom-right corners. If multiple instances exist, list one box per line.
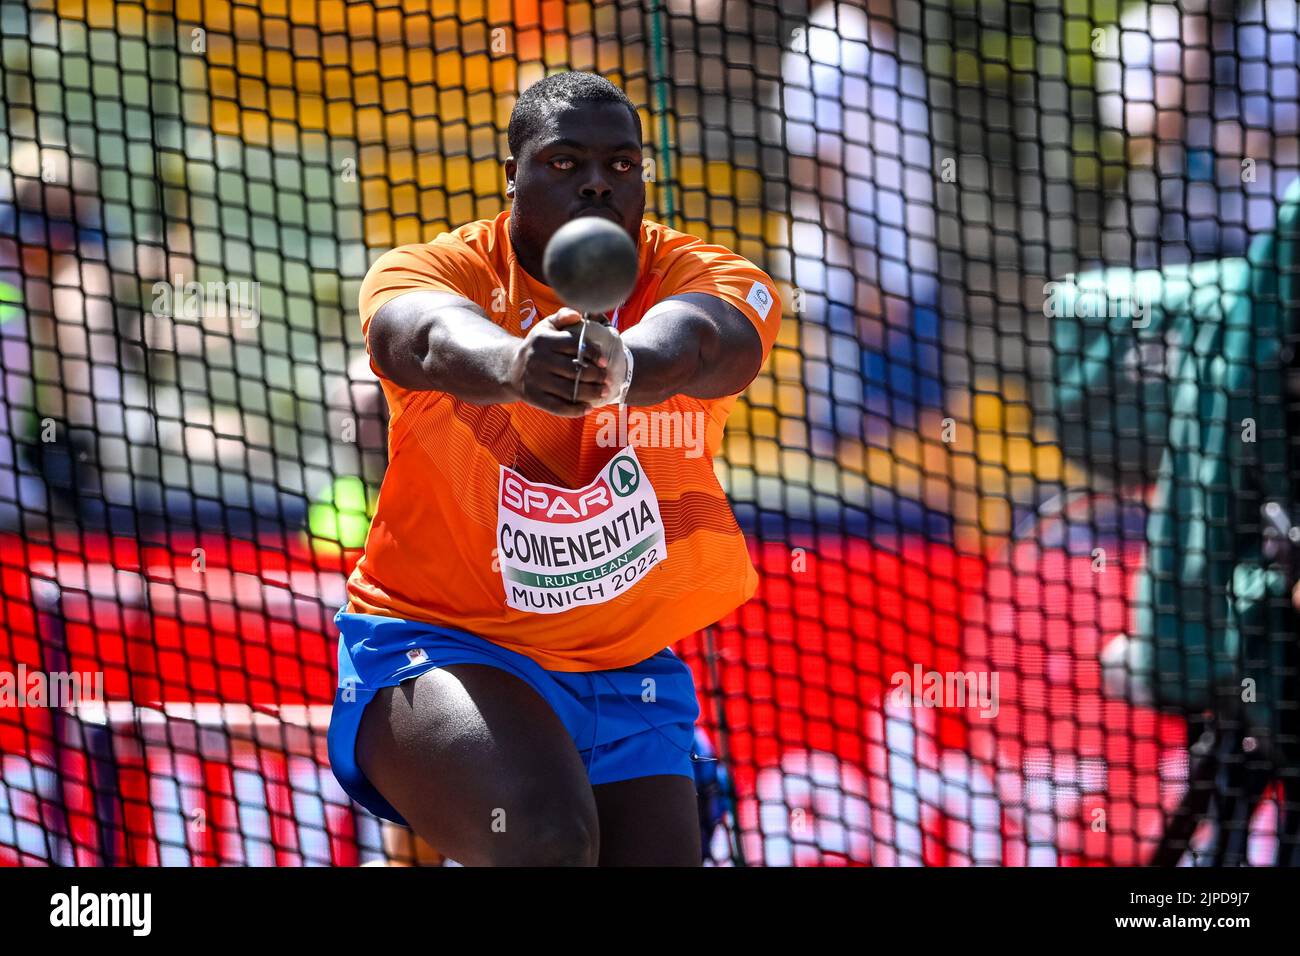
left=519, top=298, right=538, bottom=330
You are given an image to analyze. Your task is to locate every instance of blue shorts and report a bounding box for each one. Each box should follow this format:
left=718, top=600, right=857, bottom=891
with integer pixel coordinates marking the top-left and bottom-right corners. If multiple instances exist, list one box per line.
left=327, top=611, right=702, bottom=825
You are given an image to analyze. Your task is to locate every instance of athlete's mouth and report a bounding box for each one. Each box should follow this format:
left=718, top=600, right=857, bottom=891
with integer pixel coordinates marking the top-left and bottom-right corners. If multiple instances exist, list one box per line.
left=572, top=206, right=621, bottom=223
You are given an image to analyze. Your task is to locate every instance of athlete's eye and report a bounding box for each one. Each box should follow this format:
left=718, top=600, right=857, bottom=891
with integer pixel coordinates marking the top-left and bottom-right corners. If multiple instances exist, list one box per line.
left=550, top=157, right=576, bottom=171
left=612, top=158, right=638, bottom=173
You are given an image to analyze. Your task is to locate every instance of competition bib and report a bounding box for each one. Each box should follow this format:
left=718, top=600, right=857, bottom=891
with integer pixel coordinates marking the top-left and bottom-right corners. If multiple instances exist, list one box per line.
left=496, top=446, right=666, bottom=614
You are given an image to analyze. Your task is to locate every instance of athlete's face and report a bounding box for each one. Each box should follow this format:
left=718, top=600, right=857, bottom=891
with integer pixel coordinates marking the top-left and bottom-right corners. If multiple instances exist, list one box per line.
left=506, top=102, right=646, bottom=282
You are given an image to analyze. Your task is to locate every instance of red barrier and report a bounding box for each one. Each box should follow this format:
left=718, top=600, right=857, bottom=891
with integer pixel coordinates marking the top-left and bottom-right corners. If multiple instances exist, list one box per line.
left=0, top=530, right=1213, bottom=866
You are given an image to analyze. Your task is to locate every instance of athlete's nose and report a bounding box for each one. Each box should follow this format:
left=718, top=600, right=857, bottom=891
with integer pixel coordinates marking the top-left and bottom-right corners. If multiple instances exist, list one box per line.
left=579, top=175, right=613, bottom=201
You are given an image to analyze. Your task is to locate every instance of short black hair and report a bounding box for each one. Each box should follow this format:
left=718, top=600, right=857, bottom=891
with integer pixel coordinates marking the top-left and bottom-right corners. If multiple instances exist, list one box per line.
left=507, top=71, right=642, bottom=158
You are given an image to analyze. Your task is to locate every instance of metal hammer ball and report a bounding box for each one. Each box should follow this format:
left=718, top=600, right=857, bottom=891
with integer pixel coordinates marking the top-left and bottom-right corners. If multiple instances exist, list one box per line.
left=543, top=216, right=639, bottom=316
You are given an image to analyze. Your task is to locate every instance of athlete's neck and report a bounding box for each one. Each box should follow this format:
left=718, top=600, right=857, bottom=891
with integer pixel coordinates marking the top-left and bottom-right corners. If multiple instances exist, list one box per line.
left=507, top=217, right=548, bottom=288
left=508, top=214, right=642, bottom=295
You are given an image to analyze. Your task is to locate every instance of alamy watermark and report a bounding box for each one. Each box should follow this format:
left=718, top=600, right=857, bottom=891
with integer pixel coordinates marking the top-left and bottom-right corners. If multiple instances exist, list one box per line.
left=888, top=664, right=1000, bottom=719
left=0, top=665, right=104, bottom=708
left=50, top=886, right=151, bottom=936
left=593, top=406, right=705, bottom=459
left=1043, top=280, right=1152, bottom=328
left=150, top=275, right=260, bottom=327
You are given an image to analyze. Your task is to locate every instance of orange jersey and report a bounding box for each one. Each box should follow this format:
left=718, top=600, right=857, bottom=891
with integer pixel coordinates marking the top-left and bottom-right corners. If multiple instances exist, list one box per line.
left=346, top=210, right=780, bottom=671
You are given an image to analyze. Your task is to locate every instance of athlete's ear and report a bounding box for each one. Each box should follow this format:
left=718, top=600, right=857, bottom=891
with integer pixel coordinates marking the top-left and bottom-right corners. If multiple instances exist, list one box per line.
left=504, top=156, right=517, bottom=198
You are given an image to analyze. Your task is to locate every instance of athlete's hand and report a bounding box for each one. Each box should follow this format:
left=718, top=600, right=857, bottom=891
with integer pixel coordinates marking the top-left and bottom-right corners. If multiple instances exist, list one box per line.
left=506, top=308, right=616, bottom=416
left=572, top=319, right=628, bottom=406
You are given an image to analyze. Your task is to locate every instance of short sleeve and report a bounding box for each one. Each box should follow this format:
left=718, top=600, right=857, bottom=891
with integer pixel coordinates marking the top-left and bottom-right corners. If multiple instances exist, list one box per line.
left=357, top=238, right=487, bottom=340
left=653, top=235, right=783, bottom=369
left=355, top=237, right=489, bottom=407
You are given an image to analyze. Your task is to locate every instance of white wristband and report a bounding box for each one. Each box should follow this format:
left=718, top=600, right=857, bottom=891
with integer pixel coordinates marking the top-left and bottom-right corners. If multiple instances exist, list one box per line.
left=616, top=337, right=634, bottom=405
left=592, top=331, right=633, bottom=407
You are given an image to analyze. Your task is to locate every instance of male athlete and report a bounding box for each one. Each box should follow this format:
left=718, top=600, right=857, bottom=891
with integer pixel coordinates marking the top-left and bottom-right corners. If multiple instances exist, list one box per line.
left=327, top=72, right=780, bottom=866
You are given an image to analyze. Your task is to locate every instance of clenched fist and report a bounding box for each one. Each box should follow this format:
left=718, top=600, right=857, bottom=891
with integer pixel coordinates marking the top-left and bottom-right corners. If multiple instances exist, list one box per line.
left=506, top=308, right=618, bottom=417
left=570, top=318, right=629, bottom=407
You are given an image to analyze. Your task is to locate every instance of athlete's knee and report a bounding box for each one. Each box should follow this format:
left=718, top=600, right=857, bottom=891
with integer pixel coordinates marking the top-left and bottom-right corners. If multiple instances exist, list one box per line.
left=482, top=807, right=599, bottom=866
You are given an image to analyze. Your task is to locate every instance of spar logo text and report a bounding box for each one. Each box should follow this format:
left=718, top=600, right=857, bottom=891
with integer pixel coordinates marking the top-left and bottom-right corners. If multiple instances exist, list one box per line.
left=501, top=473, right=614, bottom=522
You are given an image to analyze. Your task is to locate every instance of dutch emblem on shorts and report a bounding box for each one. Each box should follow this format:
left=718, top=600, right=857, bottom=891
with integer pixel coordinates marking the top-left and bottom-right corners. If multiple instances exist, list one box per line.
left=406, top=648, right=429, bottom=664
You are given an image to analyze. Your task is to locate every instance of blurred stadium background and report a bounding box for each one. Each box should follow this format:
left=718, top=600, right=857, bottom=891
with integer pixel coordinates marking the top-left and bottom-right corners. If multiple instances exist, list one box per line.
left=1, top=0, right=1297, bottom=865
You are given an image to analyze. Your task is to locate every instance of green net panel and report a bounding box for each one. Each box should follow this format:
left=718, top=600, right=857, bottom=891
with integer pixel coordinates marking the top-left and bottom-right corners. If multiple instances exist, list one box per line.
left=1, top=0, right=1297, bottom=866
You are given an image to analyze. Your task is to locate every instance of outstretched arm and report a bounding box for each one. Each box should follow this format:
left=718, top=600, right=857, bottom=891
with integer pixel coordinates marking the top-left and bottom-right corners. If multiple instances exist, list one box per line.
left=612, top=292, right=766, bottom=405
left=367, top=291, right=611, bottom=416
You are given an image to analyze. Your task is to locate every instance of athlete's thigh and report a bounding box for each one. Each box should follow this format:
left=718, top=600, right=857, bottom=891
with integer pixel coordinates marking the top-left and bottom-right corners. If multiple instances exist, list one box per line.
left=592, top=774, right=700, bottom=867
left=356, top=663, right=599, bottom=866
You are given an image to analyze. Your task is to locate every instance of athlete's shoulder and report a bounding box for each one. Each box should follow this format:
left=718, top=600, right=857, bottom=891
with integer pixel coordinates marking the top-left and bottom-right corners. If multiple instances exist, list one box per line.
left=637, top=218, right=781, bottom=348
left=366, top=213, right=504, bottom=278
left=359, top=219, right=506, bottom=326
left=639, top=218, right=769, bottom=277
left=445, top=210, right=511, bottom=259
left=369, top=212, right=509, bottom=285
left=639, top=217, right=708, bottom=257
